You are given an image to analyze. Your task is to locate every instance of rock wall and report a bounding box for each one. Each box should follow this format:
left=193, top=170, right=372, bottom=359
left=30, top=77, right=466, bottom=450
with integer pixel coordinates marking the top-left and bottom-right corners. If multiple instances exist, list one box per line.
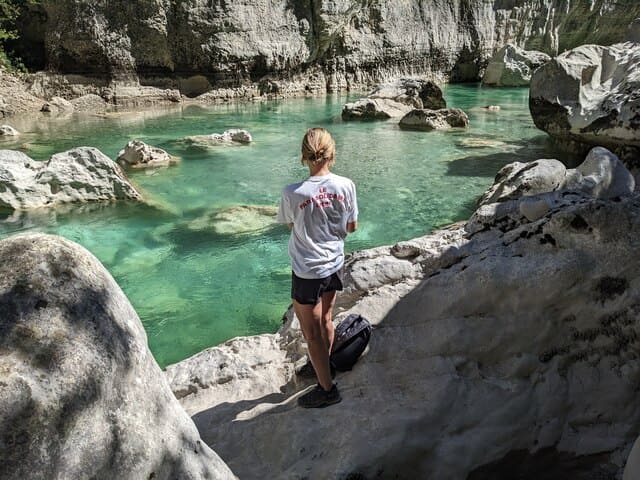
left=21, top=0, right=640, bottom=94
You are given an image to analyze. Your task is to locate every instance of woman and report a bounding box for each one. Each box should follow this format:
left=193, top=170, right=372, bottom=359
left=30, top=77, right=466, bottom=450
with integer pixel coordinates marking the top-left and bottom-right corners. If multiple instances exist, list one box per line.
left=277, top=127, right=358, bottom=408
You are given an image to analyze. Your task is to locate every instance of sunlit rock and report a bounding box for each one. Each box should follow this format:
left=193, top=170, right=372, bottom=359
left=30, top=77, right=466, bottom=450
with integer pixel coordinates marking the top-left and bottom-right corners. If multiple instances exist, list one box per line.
left=117, top=140, right=179, bottom=169
left=184, top=129, right=253, bottom=146
left=399, top=108, right=469, bottom=131
left=482, top=44, right=550, bottom=87
left=0, top=147, right=142, bottom=210
left=0, top=124, right=19, bottom=136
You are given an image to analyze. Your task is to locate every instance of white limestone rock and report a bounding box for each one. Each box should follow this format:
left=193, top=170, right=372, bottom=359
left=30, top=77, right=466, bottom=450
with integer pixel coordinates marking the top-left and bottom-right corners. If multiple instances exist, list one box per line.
left=185, top=129, right=253, bottom=146
left=0, top=147, right=142, bottom=210
left=565, top=146, right=636, bottom=199
left=0, top=233, right=236, bottom=480
left=41, top=96, right=74, bottom=113
left=530, top=41, right=640, bottom=153
left=399, top=108, right=469, bottom=131
left=117, top=140, right=178, bottom=169
left=342, top=79, right=445, bottom=120
left=482, top=44, right=551, bottom=87
left=0, top=124, right=19, bottom=136
left=167, top=195, right=640, bottom=479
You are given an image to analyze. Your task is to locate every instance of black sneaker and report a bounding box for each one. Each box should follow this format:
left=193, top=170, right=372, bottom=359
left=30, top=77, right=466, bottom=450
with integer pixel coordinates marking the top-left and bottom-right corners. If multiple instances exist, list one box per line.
left=296, top=359, right=336, bottom=379
left=298, top=383, right=341, bottom=408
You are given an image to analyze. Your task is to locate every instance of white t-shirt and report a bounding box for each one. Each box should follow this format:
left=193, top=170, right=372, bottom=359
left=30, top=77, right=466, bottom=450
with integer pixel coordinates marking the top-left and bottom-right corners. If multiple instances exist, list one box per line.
left=277, top=173, right=358, bottom=279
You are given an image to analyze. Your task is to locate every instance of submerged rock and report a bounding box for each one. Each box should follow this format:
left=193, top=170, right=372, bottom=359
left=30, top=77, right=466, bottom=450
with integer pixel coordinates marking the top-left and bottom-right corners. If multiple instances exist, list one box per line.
left=342, top=79, right=445, bottom=120
left=530, top=41, right=640, bottom=154
left=482, top=44, right=551, bottom=87
left=0, top=233, right=236, bottom=479
left=399, top=108, right=469, bottom=131
left=184, top=129, right=253, bottom=146
left=187, top=205, right=278, bottom=236
left=0, top=124, right=19, bottom=136
left=117, top=140, right=178, bottom=169
left=0, top=147, right=142, bottom=210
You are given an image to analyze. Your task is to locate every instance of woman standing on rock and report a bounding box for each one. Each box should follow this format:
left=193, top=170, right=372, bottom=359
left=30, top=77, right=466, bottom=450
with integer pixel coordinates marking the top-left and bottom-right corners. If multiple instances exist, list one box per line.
left=277, top=127, right=358, bottom=408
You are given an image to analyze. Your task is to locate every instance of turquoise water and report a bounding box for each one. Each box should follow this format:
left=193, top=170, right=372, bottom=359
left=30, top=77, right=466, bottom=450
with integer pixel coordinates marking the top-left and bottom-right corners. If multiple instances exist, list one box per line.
left=0, top=86, right=562, bottom=367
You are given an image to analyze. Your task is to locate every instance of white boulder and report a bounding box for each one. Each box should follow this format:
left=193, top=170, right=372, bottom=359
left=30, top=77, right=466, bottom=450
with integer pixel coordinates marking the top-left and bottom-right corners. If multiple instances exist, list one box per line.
left=530, top=41, right=640, bottom=152
left=0, top=124, right=19, bottom=136
left=185, top=129, right=252, bottom=146
left=0, top=233, right=236, bottom=480
left=41, top=96, right=74, bottom=113
left=0, top=147, right=142, bottom=210
left=483, top=44, right=551, bottom=87
left=117, top=140, right=178, bottom=169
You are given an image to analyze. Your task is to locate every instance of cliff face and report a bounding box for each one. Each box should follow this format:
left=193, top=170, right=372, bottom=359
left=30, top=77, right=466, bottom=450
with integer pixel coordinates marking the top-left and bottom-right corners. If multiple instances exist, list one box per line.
left=25, top=0, right=640, bottom=91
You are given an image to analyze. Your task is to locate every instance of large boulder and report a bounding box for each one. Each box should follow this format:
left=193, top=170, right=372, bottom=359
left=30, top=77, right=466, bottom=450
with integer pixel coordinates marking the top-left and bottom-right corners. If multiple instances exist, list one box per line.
left=117, top=140, right=179, bottom=169
left=0, top=233, right=236, bottom=479
left=399, top=108, right=469, bottom=131
left=478, top=147, right=635, bottom=207
left=166, top=192, right=640, bottom=479
left=529, top=41, right=640, bottom=154
left=482, top=44, right=551, bottom=87
left=342, top=79, right=446, bottom=120
left=0, top=147, right=142, bottom=211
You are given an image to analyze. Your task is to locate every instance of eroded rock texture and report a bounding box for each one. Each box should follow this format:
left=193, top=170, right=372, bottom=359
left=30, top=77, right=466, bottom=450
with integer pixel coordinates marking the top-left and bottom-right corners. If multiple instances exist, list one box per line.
left=0, top=234, right=236, bottom=480
left=22, top=1, right=640, bottom=93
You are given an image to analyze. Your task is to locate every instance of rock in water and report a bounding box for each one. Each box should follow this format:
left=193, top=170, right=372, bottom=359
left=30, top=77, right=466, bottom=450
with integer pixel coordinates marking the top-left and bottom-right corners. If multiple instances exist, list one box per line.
left=529, top=41, right=640, bottom=153
left=117, top=140, right=178, bottom=169
left=482, top=44, right=551, bottom=87
left=0, top=147, right=142, bottom=210
left=0, top=125, right=19, bottom=136
left=184, top=129, right=252, bottom=146
left=41, top=96, right=74, bottom=113
left=0, top=233, right=236, bottom=479
left=399, top=108, right=469, bottom=131
left=187, top=205, right=278, bottom=236
left=342, top=79, right=445, bottom=120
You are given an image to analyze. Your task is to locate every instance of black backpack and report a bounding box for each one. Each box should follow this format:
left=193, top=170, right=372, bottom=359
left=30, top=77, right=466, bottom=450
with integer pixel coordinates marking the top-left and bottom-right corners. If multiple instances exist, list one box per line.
left=330, top=314, right=372, bottom=371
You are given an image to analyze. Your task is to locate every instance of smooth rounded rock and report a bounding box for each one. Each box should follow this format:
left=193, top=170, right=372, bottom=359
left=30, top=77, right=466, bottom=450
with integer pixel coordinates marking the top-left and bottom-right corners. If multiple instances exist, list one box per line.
left=399, top=108, right=469, bottom=131
left=0, top=124, right=19, bottom=136
left=0, top=233, right=236, bottom=480
left=482, top=44, right=551, bottom=87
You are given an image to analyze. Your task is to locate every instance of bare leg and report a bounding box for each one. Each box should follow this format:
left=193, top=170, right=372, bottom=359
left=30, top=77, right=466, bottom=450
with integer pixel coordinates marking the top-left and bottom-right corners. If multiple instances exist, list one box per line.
left=320, top=290, right=337, bottom=353
left=294, top=299, right=333, bottom=391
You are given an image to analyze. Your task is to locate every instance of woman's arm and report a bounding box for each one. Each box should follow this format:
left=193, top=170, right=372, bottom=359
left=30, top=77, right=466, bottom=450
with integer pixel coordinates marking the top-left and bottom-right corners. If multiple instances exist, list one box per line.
left=347, top=221, right=358, bottom=233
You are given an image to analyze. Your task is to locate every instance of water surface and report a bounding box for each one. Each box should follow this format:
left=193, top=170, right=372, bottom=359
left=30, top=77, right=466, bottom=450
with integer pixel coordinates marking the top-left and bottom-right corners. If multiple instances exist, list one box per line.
left=0, top=86, right=562, bottom=367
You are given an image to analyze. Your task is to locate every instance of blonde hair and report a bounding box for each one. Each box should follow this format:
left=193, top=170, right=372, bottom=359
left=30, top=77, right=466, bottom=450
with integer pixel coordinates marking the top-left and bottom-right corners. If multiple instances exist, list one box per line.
left=301, top=128, right=336, bottom=167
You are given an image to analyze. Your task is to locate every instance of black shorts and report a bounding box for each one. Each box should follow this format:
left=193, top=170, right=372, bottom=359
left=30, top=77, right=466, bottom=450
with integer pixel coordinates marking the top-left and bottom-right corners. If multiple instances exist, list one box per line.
left=291, top=268, right=344, bottom=305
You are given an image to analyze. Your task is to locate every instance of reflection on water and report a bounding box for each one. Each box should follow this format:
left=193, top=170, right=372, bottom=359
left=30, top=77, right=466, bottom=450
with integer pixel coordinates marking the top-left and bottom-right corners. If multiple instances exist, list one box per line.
left=0, top=85, right=563, bottom=367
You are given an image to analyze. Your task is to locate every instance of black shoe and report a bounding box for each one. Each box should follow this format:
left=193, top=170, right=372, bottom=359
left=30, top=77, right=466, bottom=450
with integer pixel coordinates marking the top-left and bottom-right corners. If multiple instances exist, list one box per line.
left=296, top=359, right=336, bottom=379
left=298, top=383, right=341, bottom=408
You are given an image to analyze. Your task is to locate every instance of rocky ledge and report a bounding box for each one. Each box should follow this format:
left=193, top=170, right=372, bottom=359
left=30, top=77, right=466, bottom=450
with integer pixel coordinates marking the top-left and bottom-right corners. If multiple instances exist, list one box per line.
left=0, top=233, right=236, bottom=479
left=165, top=147, right=640, bottom=479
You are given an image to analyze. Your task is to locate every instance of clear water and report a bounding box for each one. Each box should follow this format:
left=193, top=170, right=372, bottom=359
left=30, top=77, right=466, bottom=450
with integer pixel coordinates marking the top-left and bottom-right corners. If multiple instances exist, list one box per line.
left=0, top=85, right=562, bottom=367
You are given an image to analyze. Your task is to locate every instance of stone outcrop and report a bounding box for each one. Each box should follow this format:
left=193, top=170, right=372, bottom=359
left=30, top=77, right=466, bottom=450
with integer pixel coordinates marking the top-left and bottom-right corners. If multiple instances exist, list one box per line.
left=41, top=95, right=73, bottom=113
left=0, top=233, right=236, bottom=479
left=399, top=108, right=469, bottom=131
left=482, top=44, right=551, bottom=86
left=117, top=140, right=178, bottom=169
left=530, top=40, right=640, bottom=154
left=28, top=1, right=640, bottom=92
left=167, top=187, right=640, bottom=479
left=0, top=147, right=142, bottom=211
left=187, top=205, right=278, bottom=236
left=342, top=79, right=445, bottom=120
left=184, top=129, right=253, bottom=147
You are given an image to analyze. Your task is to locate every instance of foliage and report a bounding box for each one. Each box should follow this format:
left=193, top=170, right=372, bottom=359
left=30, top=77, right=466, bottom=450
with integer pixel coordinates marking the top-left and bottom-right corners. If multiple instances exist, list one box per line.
left=0, top=0, right=41, bottom=71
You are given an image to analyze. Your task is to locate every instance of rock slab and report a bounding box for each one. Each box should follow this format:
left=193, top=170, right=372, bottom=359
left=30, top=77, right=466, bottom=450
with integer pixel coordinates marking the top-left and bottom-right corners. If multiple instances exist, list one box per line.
left=399, top=108, right=469, bottom=131
left=0, top=233, right=236, bottom=480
